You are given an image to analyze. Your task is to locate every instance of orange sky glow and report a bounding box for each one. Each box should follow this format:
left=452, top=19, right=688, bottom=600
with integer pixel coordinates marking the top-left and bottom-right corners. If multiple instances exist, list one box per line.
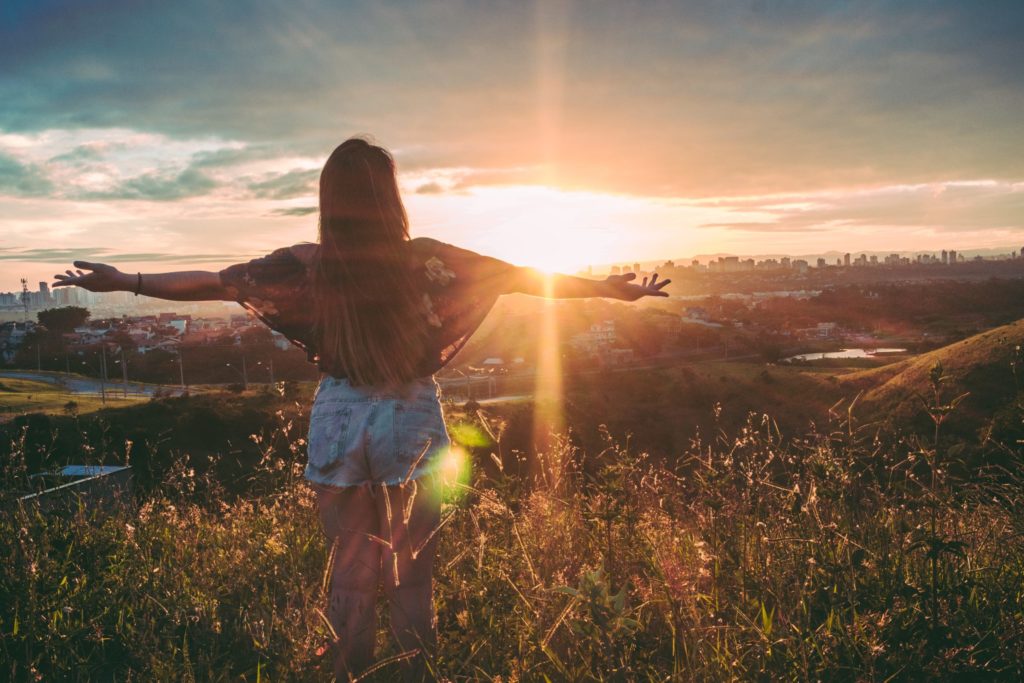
left=1, top=2, right=1022, bottom=290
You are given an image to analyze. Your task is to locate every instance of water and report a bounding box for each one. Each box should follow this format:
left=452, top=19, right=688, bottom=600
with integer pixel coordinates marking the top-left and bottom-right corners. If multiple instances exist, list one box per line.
left=783, top=348, right=907, bottom=362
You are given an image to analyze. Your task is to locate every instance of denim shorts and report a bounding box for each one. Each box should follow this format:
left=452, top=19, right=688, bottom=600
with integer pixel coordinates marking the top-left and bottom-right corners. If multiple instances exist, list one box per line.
left=304, top=375, right=450, bottom=488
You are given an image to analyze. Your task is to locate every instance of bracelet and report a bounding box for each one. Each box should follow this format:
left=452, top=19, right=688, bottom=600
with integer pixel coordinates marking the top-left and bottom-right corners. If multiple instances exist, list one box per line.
left=134, top=272, right=142, bottom=296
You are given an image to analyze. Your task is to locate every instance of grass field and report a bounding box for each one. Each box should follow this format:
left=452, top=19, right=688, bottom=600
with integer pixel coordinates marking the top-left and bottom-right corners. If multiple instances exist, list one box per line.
left=2, top=325, right=1023, bottom=679
left=3, top=386, right=1023, bottom=680
left=0, top=377, right=146, bottom=419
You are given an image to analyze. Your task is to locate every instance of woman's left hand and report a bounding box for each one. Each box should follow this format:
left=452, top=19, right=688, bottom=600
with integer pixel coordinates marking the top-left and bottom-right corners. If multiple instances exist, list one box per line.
left=52, top=261, right=130, bottom=292
left=603, top=272, right=671, bottom=301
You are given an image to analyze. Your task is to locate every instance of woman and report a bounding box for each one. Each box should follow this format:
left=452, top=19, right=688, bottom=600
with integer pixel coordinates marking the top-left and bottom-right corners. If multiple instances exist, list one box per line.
left=53, top=138, right=670, bottom=678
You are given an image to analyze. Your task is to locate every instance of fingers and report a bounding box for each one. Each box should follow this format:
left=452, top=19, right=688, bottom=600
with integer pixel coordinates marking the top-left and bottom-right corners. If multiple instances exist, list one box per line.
left=640, top=273, right=671, bottom=298
left=72, top=260, right=98, bottom=271
left=621, top=272, right=636, bottom=282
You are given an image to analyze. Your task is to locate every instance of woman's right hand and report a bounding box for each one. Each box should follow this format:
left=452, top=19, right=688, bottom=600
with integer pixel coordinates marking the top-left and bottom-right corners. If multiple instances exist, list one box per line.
left=52, top=261, right=130, bottom=293
left=603, top=272, right=671, bottom=301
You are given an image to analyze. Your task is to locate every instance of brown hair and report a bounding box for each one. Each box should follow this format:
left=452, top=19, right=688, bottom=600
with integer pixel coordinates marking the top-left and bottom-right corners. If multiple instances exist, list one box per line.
left=312, top=138, right=428, bottom=386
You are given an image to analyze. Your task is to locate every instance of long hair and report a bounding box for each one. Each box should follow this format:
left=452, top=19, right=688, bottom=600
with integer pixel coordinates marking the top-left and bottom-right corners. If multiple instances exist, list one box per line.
left=312, top=138, right=428, bottom=386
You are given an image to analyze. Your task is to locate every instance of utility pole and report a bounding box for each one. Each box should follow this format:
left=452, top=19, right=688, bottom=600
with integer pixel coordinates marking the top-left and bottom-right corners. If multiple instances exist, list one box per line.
left=120, top=347, right=129, bottom=398
left=99, top=346, right=107, bottom=405
left=177, top=347, right=186, bottom=390
left=242, top=355, right=249, bottom=390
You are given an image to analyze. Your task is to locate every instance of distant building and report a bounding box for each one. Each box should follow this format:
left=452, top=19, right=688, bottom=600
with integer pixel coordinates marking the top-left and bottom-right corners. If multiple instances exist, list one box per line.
left=570, top=320, right=616, bottom=353
left=817, top=322, right=838, bottom=337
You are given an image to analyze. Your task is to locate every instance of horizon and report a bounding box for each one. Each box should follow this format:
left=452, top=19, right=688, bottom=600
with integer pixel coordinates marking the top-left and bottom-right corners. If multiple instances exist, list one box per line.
left=2, top=1, right=1023, bottom=290
left=3, top=243, right=1024, bottom=295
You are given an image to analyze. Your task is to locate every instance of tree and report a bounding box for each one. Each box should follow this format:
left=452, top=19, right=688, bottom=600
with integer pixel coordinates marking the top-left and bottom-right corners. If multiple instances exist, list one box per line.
left=37, top=306, right=90, bottom=335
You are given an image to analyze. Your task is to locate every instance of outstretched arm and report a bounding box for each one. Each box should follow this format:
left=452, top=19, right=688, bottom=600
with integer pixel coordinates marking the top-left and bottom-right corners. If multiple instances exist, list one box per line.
left=507, top=268, right=671, bottom=301
left=53, top=261, right=232, bottom=301
left=424, top=238, right=671, bottom=302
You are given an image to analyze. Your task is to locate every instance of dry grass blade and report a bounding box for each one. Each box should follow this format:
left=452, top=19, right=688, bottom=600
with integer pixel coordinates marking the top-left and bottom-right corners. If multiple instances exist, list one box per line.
left=403, top=439, right=432, bottom=485
left=541, top=595, right=579, bottom=650
left=350, top=648, right=421, bottom=681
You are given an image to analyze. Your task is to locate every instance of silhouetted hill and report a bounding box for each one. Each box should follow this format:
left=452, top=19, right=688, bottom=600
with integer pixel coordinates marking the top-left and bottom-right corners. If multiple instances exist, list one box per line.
left=842, top=319, right=1024, bottom=442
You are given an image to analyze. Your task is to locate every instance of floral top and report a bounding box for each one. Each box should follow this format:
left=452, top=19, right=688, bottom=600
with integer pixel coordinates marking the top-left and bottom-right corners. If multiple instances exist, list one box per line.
left=218, top=237, right=521, bottom=378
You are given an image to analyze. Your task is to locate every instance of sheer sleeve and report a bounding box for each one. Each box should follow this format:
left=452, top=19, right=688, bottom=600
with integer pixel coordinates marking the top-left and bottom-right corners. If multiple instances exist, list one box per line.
left=411, top=238, right=525, bottom=369
left=218, top=246, right=316, bottom=357
left=219, top=246, right=306, bottom=309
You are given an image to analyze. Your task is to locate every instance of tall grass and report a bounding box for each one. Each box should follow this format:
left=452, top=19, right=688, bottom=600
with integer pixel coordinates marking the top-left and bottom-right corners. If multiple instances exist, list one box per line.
left=2, top=376, right=1024, bottom=681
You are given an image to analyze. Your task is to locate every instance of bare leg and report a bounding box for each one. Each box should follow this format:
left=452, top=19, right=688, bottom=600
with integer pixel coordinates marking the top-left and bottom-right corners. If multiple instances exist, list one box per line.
left=377, top=473, right=443, bottom=679
left=315, top=484, right=382, bottom=679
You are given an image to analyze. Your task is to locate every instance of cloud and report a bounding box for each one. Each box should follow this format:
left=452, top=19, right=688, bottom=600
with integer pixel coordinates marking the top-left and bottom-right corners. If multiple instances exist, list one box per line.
left=247, top=168, right=318, bottom=199
left=270, top=206, right=317, bottom=216
left=1, top=2, right=1021, bottom=197
left=48, top=144, right=105, bottom=164
left=189, top=144, right=284, bottom=169
left=0, top=247, right=248, bottom=263
left=79, top=166, right=217, bottom=201
left=414, top=182, right=443, bottom=195
left=0, top=151, right=53, bottom=196
left=701, top=181, right=1024, bottom=233
left=0, top=248, right=109, bottom=262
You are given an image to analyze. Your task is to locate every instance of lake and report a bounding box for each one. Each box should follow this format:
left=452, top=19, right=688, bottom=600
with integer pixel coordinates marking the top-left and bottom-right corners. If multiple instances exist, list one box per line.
left=783, top=348, right=907, bottom=362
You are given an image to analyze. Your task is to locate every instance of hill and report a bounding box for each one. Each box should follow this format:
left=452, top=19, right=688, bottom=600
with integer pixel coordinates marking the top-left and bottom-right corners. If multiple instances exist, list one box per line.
left=841, top=319, right=1024, bottom=441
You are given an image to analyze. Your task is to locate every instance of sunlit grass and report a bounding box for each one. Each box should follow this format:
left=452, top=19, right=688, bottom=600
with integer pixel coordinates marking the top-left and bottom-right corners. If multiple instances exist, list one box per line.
left=4, top=395, right=1024, bottom=680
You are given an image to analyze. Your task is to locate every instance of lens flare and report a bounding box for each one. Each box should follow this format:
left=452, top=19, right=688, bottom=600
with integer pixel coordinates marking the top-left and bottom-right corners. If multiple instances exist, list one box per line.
left=439, top=444, right=472, bottom=503
left=531, top=272, right=565, bottom=462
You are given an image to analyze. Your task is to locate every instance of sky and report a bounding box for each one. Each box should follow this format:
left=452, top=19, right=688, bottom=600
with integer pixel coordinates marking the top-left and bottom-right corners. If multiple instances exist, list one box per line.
left=1, top=0, right=1023, bottom=291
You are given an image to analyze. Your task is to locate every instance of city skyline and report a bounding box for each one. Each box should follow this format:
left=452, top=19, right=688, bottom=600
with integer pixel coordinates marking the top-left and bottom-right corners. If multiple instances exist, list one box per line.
left=2, top=2, right=1023, bottom=289
left=4, top=243, right=1022, bottom=310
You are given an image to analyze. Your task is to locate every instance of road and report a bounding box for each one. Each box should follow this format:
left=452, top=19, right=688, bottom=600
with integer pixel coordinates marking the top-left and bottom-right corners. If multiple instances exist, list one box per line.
left=0, top=370, right=185, bottom=397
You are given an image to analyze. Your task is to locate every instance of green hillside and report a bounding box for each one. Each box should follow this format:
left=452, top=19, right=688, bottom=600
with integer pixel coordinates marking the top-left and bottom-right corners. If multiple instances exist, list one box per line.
left=841, top=319, right=1024, bottom=441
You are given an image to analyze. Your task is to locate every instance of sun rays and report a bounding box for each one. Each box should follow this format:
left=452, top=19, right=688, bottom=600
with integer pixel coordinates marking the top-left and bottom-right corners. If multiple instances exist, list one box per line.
left=532, top=273, right=566, bottom=457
